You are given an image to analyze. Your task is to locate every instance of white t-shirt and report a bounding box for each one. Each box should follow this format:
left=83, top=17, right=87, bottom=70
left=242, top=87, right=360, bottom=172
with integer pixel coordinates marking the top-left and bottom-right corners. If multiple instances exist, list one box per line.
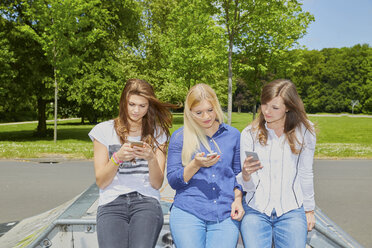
left=88, top=120, right=167, bottom=206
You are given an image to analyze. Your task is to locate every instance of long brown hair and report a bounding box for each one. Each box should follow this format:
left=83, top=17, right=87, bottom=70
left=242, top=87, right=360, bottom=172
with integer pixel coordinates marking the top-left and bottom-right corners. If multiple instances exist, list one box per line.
left=252, top=79, right=314, bottom=154
left=114, top=79, right=176, bottom=153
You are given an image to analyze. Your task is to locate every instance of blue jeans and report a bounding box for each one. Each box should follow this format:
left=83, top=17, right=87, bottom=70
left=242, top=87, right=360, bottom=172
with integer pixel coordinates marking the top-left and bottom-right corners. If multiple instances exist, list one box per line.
left=240, top=205, right=307, bottom=248
left=169, top=206, right=240, bottom=248
left=96, top=192, right=163, bottom=248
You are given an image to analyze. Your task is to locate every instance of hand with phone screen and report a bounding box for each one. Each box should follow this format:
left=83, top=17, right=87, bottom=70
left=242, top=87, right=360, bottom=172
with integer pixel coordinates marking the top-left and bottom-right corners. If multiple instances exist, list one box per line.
left=192, top=152, right=220, bottom=168
left=115, top=141, right=152, bottom=162
left=242, top=151, right=263, bottom=181
left=130, top=141, right=144, bottom=147
left=130, top=141, right=156, bottom=162
left=206, top=152, right=218, bottom=158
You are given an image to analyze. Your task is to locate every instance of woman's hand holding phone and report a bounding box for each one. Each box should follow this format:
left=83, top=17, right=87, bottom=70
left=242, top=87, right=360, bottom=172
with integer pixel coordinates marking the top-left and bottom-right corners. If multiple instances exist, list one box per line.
left=242, top=151, right=263, bottom=181
left=131, top=141, right=155, bottom=161
left=116, top=143, right=135, bottom=162
left=193, top=152, right=220, bottom=168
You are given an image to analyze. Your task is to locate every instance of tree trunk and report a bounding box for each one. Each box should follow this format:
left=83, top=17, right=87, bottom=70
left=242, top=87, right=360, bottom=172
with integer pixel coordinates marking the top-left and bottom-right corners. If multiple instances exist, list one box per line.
left=238, top=105, right=241, bottom=113
left=227, top=38, right=233, bottom=125
left=37, top=97, right=47, bottom=136
left=54, top=67, right=58, bottom=143
left=252, top=103, right=257, bottom=121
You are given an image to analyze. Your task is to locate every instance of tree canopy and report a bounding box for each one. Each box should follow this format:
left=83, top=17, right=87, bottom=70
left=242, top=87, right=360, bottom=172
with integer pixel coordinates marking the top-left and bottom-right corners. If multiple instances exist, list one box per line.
left=0, top=0, right=370, bottom=138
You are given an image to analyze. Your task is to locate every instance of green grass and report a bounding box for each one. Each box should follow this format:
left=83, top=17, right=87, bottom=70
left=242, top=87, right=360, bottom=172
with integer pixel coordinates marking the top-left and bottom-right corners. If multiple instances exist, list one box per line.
left=0, top=120, right=95, bottom=159
left=308, top=116, right=372, bottom=158
left=0, top=114, right=371, bottom=159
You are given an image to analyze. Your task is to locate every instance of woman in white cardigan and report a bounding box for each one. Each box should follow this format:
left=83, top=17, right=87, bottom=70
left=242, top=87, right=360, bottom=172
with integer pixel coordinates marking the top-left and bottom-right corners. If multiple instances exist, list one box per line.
left=237, top=79, right=316, bottom=248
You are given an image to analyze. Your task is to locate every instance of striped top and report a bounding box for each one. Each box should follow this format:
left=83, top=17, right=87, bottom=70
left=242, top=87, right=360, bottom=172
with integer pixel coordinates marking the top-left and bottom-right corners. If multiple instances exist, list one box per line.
left=89, top=120, right=167, bottom=206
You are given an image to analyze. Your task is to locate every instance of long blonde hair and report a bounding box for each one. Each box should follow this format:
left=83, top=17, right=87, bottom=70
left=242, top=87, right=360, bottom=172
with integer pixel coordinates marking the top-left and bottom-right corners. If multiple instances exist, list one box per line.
left=253, top=79, right=314, bottom=154
left=182, top=84, right=224, bottom=165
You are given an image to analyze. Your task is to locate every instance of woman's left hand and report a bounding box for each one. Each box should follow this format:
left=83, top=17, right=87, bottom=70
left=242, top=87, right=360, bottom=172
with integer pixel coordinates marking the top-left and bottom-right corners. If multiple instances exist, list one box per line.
left=230, top=200, right=245, bottom=221
left=305, top=210, right=315, bottom=231
left=132, top=142, right=155, bottom=161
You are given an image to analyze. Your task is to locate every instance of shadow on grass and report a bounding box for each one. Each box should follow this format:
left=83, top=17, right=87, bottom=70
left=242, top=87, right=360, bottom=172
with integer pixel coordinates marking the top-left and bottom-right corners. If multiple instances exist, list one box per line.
left=172, top=114, right=184, bottom=125
left=0, top=116, right=185, bottom=142
left=0, top=123, right=93, bottom=142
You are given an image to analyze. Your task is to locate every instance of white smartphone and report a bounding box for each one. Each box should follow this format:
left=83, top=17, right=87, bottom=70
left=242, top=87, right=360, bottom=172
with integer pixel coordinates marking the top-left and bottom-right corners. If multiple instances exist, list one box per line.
left=206, top=152, right=218, bottom=158
left=245, top=151, right=260, bottom=162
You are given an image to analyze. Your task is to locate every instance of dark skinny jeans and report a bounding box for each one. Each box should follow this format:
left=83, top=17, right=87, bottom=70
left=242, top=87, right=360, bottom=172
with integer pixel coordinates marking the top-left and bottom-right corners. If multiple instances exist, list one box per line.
left=97, top=192, right=163, bottom=248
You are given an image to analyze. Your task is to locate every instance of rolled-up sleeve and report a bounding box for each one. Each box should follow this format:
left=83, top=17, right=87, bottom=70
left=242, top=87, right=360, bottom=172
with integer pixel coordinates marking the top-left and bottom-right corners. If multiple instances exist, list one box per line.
left=232, top=131, right=243, bottom=192
left=166, top=130, right=189, bottom=190
left=299, top=129, right=316, bottom=211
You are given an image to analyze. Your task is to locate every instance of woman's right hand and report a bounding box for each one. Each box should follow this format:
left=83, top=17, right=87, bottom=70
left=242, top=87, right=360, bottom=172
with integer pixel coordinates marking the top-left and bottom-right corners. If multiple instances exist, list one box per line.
left=116, top=143, right=135, bottom=162
left=242, top=156, right=262, bottom=181
left=193, top=152, right=220, bottom=168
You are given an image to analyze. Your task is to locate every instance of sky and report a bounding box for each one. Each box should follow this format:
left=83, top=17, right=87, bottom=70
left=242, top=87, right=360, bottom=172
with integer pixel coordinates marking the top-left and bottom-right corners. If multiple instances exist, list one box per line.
left=298, top=0, right=372, bottom=50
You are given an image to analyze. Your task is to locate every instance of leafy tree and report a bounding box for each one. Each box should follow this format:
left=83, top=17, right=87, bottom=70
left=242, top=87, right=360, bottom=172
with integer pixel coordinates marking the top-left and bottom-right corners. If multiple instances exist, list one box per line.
left=0, top=8, right=53, bottom=126
left=235, top=0, right=313, bottom=119
left=213, top=0, right=313, bottom=123
left=233, top=78, right=255, bottom=113
left=0, top=18, right=17, bottom=120
left=214, top=0, right=251, bottom=124
left=141, top=0, right=227, bottom=105
left=0, top=0, right=143, bottom=137
left=65, top=0, right=143, bottom=123
left=282, top=44, right=371, bottom=114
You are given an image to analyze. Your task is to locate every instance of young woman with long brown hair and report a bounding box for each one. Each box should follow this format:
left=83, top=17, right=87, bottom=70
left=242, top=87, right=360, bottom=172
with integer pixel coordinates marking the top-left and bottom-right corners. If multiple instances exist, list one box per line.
left=88, top=78, right=175, bottom=248
left=238, top=79, right=316, bottom=248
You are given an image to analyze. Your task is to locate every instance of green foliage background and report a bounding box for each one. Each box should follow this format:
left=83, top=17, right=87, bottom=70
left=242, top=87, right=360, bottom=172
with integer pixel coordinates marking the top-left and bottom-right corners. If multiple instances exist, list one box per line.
left=0, top=0, right=371, bottom=134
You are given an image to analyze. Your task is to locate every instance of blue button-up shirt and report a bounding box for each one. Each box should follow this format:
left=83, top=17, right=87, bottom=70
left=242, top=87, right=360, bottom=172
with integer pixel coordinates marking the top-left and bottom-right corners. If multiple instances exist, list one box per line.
left=167, top=123, right=242, bottom=222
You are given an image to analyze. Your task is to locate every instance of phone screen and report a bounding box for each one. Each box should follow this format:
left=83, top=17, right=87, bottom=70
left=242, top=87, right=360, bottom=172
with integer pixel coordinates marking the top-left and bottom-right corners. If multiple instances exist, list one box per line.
left=130, top=141, right=144, bottom=147
left=206, top=152, right=218, bottom=158
left=245, top=151, right=259, bottom=161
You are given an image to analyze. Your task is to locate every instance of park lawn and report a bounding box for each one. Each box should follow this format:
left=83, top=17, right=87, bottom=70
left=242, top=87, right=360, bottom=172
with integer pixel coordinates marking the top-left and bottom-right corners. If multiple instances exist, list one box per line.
left=0, top=120, right=95, bottom=159
left=0, top=114, right=371, bottom=159
left=309, top=116, right=372, bottom=158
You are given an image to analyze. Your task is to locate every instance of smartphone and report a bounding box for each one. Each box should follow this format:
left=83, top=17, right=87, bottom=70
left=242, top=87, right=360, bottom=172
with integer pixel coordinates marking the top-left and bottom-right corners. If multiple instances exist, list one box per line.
left=206, top=152, right=218, bottom=158
left=130, top=141, right=144, bottom=147
left=245, top=151, right=260, bottom=162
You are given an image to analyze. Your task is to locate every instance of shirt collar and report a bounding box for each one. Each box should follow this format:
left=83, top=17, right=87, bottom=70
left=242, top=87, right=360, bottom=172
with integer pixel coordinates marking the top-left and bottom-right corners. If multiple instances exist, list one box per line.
left=210, top=122, right=228, bottom=138
left=264, top=122, right=285, bottom=140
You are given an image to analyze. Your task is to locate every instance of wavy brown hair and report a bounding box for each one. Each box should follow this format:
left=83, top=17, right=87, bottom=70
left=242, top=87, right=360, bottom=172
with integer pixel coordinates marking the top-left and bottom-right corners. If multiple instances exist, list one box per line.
left=252, top=79, right=314, bottom=154
left=114, top=79, right=176, bottom=153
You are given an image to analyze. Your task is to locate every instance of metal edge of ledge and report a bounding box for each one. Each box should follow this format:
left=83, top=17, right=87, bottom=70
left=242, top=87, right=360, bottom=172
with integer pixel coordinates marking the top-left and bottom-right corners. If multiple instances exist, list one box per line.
left=311, top=206, right=364, bottom=248
left=27, top=183, right=99, bottom=248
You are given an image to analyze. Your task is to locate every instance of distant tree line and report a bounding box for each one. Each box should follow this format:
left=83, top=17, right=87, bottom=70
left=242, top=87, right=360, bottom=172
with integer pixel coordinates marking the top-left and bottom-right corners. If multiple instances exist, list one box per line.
left=233, top=44, right=372, bottom=115
left=1, top=0, right=370, bottom=138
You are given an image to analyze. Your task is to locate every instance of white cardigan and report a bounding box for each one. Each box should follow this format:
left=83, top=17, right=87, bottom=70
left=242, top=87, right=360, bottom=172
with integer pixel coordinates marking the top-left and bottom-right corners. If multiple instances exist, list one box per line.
left=236, top=123, right=316, bottom=217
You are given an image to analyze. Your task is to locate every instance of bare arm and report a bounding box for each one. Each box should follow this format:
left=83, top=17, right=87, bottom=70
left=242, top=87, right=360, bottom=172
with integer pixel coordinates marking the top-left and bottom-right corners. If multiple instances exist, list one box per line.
left=94, top=141, right=135, bottom=189
left=93, top=141, right=119, bottom=189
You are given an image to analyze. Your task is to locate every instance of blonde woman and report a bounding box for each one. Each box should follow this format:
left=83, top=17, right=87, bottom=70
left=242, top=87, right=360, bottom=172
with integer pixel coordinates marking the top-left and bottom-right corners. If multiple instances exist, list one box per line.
left=237, top=79, right=316, bottom=248
left=167, top=84, right=244, bottom=248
